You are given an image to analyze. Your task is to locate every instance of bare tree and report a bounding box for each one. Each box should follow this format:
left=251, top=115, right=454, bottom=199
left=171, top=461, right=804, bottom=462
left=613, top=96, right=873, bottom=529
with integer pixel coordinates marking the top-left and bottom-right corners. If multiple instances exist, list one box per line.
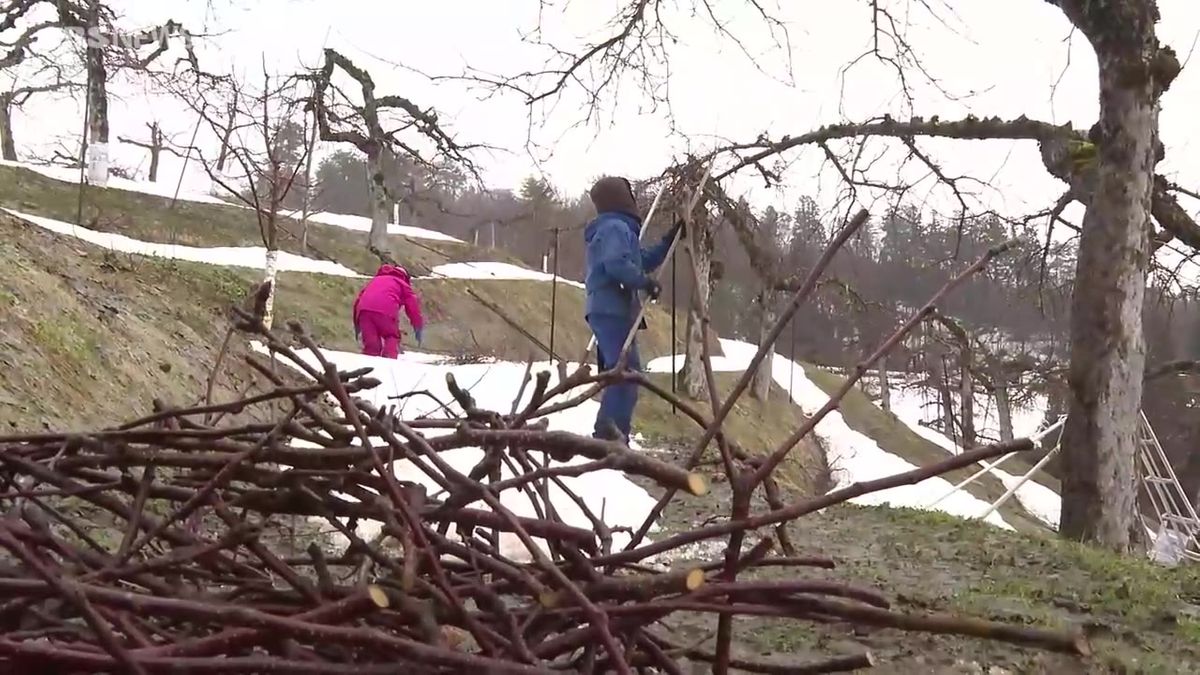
left=183, top=69, right=312, bottom=330
left=928, top=313, right=977, bottom=449
left=0, top=1, right=84, bottom=160
left=308, top=48, right=479, bottom=258
left=213, top=85, right=238, bottom=173
left=117, top=120, right=184, bottom=181
left=0, top=79, right=76, bottom=161
left=483, top=0, right=1192, bottom=550
left=45, top=0, right=200, bottom=186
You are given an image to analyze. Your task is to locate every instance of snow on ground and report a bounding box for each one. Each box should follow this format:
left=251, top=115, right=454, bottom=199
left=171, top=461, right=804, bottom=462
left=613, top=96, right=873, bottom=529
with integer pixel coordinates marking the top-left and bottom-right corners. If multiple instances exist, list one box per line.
left=4, top=207, right=365, bottom=278
left=887, top=384, right=1062, bottom=529
left=647, top=340, right=1014, bottom=530
left=1, top=159, right=230, bottom=206
left=282, top=210, right=464, bottom=244
left=3, top=160, right=464, bottom=244
left=884, top=378, right=1048, bottom=445
left=424, top=261, right=585, bottom=288
left=252, top=343, right=659, bottom=562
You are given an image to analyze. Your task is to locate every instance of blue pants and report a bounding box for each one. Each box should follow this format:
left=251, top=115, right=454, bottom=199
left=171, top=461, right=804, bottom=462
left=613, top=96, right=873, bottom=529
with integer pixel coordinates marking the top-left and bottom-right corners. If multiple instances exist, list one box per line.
left=588, top=314, right=640, bottom=441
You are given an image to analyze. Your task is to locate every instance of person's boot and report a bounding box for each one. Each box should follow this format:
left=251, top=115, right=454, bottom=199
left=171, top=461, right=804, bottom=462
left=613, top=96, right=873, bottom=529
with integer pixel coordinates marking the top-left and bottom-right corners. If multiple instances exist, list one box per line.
left=594, top=419, right=628, bottom=446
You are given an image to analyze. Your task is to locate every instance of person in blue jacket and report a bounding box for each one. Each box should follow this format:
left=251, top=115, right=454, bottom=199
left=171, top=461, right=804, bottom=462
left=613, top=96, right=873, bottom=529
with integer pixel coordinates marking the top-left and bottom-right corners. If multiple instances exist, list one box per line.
left=585, top=176, right=682, bottom=444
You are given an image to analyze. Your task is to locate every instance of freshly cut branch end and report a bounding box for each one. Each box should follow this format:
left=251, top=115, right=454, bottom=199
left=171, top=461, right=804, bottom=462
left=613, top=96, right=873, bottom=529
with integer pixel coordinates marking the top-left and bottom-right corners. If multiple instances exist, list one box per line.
left=367, top=584, right=390, bottom=609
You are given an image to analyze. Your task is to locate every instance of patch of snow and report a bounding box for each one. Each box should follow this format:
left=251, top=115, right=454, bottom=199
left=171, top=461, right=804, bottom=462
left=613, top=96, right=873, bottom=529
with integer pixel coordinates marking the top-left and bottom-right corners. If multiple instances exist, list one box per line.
left=3, top=160, right=465, bottom=244
left=251, top=343, right=659, bottom=563
left=287, top=210, right=464, bottom=244
left=4, top=207, right=365, bottom=278
left=423, top=262, right=585, bottom=288
left=648, top=340, right=1014, bottom=529
left=2, top=159, right=231, bottom=206
left=883, top=375, right=1048, bottom=446
left=888, top=386, right=1061, bottom=529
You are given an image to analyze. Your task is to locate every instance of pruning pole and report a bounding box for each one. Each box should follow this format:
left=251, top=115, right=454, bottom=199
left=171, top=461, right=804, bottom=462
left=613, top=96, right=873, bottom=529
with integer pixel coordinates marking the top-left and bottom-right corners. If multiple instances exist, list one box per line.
left=670, top=248, right=677, bottom=415
left=614, top=163, right=712, bottom=370
left=788, top=317, right=797, bottom=399
left=170, top=111, right=204, bottom=215
left=581, top=183, right=668, bottom=359
left=75, top=62, right=95, bottom=228
left=549, top=228, right=560, bottom=362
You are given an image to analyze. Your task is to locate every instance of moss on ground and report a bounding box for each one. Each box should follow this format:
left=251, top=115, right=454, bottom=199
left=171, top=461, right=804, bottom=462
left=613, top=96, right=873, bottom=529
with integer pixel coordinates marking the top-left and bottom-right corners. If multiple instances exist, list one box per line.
left=647, top=462, right=1200, bottom=674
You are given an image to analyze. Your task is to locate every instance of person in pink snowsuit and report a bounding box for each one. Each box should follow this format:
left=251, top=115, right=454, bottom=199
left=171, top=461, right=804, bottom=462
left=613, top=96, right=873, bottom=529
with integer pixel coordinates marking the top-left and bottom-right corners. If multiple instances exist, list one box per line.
left=352, top=265, right=425, bottom=358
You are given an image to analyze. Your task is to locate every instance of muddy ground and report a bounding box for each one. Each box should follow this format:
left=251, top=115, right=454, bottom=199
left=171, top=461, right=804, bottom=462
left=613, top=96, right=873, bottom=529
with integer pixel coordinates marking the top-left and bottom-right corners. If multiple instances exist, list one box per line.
left=631, top=444, right=1200, bottom=674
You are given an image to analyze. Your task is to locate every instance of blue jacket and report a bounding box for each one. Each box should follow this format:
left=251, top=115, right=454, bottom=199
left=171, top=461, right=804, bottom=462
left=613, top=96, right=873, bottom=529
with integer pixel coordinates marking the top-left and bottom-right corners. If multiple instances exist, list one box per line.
left=584, top=211, right=673, bottom=319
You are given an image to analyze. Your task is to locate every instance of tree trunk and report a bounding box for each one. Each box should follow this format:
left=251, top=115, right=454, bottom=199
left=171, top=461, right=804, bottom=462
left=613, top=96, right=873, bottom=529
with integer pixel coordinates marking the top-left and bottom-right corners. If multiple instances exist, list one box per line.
left=678, top=211, right=713, bottom=400
left=1059, top=5, right=1162, bottom=550
left=994, top=373, right=1014, bottom=443
left=751, top=288, right=778, bottom=401
left=147, top=125, right=161, bottom=183
left=935, top=357, right=957, bottom=446
left=366, top=144, right=389, bottom=252
left=262, top=248, right=279, bottom=330
left=85, top=2, right=109, bottom=187
left=959, top=352, right=976, bottom=448
left=216, top=91, right=238, bottom=173
left=878, top=356, right=891, bottom=413
left=299, top=116, right=319, bottom=253
left=0, top=99, right=16, bottom=161
left=85, top=65, right=109, bottom=185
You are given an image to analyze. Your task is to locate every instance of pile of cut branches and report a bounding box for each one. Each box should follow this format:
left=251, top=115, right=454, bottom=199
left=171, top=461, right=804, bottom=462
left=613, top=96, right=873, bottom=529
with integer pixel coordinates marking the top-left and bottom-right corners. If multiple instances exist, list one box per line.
left=0, top=232, right=1089, bottom=673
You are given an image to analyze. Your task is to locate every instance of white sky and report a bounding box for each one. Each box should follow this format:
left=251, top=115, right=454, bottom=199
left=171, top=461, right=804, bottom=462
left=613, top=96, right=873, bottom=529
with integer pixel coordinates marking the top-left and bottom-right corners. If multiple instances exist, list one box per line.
left=5, top=0, right=1200, bottom=229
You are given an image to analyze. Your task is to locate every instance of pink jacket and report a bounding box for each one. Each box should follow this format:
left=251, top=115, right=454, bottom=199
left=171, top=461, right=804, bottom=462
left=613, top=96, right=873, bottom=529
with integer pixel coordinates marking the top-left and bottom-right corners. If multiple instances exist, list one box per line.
left=353, top=265, right=424, bottom=331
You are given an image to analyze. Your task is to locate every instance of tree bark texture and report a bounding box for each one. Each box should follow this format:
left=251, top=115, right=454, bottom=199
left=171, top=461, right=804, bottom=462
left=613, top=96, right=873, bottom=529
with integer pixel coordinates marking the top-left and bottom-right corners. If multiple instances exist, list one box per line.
left=0, top=99, right=15, bottom=161
left=262, top=248, right=279, bottom=331
left=751, top=288, right=779, bottom=401
left=84, top=1, right=109, bottom=187
left=147, top=124, right=161, bottom=182
left=878, top=356, right=891, bottom=413
left=679, top=209, right=714, bottom=401
left=994, top=375, right=1014, bottom=443
left=367, top=144, right=390, bottom=252
left=934, top=356, right=957, bottom=446
left=1056, top=0, right=1167, bottom=551
left=959, top=353, right=976, bottom=449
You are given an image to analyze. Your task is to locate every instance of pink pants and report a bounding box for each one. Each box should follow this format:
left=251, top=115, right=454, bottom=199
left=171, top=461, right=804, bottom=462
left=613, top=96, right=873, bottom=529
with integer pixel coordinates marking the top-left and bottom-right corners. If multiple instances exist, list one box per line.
left=356, top=310, right=401, bottom=359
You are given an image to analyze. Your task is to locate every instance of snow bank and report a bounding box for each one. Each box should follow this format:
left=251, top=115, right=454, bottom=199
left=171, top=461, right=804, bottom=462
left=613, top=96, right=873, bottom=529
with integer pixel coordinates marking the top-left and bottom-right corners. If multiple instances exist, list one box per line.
left=3, top=160, right=464, bottom=244
left=285, top=210, right=464, bottom=244
left=4, top=208, right=365, bottom=278
left=424, top=261, right=585, bottom=288
left=1, top=159, right=230, bottom=205
left=886, top=380, right=1047, bottom=446
left=648, top=340, right=1014, bottom=529
left=252, top=343, right=658, bottom=562
left=886, top=385, right=1061, bottom=529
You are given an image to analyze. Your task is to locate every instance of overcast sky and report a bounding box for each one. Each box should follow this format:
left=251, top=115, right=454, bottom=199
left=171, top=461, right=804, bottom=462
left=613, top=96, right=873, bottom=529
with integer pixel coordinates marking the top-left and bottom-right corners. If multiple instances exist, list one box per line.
left=5, top=0, right=1200, bottom=236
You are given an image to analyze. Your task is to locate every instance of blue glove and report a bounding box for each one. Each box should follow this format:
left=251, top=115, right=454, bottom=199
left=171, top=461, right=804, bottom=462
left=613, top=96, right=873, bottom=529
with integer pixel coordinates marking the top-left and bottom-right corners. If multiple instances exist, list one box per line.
left=642, top=277, right=662, bottom=301
left=414, top=328, right=424, bottom=346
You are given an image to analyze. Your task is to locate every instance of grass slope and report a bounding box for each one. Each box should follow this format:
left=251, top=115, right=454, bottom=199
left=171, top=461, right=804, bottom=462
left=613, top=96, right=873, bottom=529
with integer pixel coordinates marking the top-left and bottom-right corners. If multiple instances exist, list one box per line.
left=0, top=162, right=687, bottom=362
left=0, top=212, right=269, bottom=430
left=647, top=442, right=1200, bottom=673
